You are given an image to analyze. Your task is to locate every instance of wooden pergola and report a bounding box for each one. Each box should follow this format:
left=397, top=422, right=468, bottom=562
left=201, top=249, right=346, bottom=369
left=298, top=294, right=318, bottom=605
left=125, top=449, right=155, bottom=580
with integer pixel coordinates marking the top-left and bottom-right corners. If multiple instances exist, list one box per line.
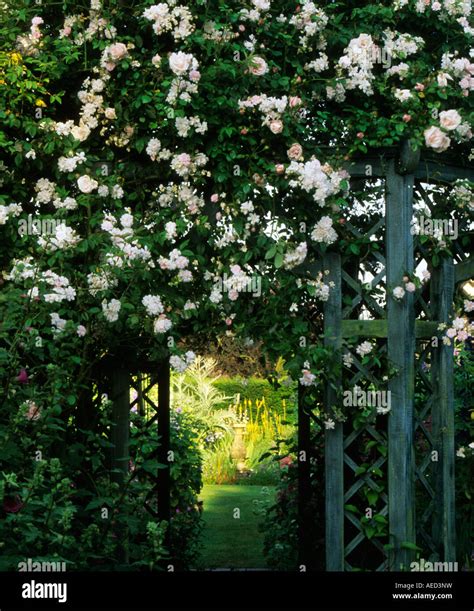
left=106, top=143, right=473, bottom=571
left=297, top=143, right=473, bottom=570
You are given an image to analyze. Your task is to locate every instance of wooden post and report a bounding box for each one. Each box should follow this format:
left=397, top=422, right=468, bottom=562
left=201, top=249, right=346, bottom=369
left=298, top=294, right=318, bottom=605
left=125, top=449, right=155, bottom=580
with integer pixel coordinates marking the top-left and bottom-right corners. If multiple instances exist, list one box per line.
left=323, top=252, right=344, bottom=571
left=431, top=259, right=456, bottom=562
left=110, top=366, right=130, bottom=564
left=386, top=160, right=416, bottom=570
left=110, top=367, right=130, bottom=485
left=137, top=373, right=145, bottom=416
left=298, top=383, right=311, bottom=570
left=157, top=360, right=171, bottom=548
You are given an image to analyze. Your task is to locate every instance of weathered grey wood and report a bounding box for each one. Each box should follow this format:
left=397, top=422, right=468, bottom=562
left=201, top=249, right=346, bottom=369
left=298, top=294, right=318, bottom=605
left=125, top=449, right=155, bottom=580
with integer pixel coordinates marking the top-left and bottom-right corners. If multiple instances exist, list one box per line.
left=431, top=259, right=456, bottom=562
left=386, top=160, right=416, bottom=570
left=137, top=373, right=145, bottom=416
left=414, top=161, right=474, bottom=184
left=298, top=383, right=312, bottom=569
left=345, top=159, right=387, bottom=178
left=110, top=366, right=131, bottom=564
left=341, top=319, right=439, bottom=339
left=157, top=360, right=171, bottom=543
left=454, top=256, right=474, bottom=285
left=111, top=367, right=130, bottom=484
left=345, top=156, right=473, bottom=183
left=398, top=140, right=421, bottom=175
left=323, top=252, right=344, bottom=571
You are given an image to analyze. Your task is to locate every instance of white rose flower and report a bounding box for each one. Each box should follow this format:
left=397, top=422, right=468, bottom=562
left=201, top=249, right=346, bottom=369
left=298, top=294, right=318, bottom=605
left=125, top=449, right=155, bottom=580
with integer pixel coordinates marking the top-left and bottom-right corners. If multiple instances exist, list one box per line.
left=77, top=175, right=99, bottom=193
left=71, top=124, right=91, bottom=142
left=394, top=88, right=412, bottom=102
left=437, top=72, right=453, bottom=87
left=393, top=286, right=406, bottom=300
left=169, top=51, right=193, bottom=75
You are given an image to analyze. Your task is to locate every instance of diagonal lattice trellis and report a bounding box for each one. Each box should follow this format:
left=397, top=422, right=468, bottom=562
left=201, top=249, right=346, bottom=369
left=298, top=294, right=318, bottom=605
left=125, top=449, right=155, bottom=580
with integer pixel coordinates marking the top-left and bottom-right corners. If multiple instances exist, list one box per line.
left=320, top=147, right=473, bottom=571
left=109, top=363, right=171, bottom=530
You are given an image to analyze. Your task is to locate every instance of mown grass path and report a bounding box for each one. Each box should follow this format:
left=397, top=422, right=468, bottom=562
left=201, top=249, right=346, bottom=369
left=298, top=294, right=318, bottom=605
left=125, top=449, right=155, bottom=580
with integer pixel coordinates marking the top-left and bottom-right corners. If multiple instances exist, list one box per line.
left=195, top=484, right=275, bottom=569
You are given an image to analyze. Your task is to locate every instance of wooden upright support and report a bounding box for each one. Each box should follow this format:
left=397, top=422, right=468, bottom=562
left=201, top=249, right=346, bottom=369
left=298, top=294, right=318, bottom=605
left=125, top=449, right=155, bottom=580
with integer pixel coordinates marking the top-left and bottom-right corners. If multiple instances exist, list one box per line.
left=323, top=252, right=344, bottom=571
left=386, top=160, right=416, bottom=570
left=110, top=367, right=131, bottom=485
left=298, top=383, right=312, bottom=570
left=110, top=366, right=131, bottom=563
left=431, top=259, right=456, bottom=562
left=157, top=360, right=171, bottom=545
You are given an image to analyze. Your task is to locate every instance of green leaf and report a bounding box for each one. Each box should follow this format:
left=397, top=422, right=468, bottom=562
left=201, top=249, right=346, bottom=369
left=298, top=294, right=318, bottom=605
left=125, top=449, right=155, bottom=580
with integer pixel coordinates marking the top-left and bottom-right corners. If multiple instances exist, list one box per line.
left=367, top=490, right=378, bottom=505
left=265, top=245, right=277, bottom=260
left=274, top=253, right=284, bottom=268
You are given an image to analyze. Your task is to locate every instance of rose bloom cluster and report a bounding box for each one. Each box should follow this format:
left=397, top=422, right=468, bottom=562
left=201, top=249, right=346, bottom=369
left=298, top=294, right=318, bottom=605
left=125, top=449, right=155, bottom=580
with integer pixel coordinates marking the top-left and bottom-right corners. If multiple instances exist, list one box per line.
left=4, top=0, right=472, bottom=379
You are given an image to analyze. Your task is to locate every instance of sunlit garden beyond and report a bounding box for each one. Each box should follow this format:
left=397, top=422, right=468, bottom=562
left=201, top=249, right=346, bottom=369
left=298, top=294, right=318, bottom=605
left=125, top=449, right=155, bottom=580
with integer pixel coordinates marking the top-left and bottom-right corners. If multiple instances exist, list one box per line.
left=162, top=356, right=297, bottom=570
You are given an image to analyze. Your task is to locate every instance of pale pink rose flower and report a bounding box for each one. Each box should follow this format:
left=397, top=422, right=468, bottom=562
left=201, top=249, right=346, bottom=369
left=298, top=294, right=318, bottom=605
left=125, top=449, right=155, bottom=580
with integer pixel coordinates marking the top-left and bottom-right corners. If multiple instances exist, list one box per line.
left=108, top=42, right=128, bottom=62
left=249, top=56, right=268, bottom=76
left=211, top=194, right=219, bottom=203
left=439, top=109, right=462, bottom=131
left=405, top=282, right=416, bottom=293
left=446, top=328, right=457, bottom=338
left=287, top=143, right=303, bottom=160
left=189, top=70, right=201, bottom=82
left=275, top=164, right=285, bottom=174
left=177, top=153, right=192, bottom=166
left=269, top=119, right=283, bottom=134
left=424, top=126, right=451, bottom=152
left=289, top=96, right=302, bottom=107
left=25, top=402, right=41, bottom=421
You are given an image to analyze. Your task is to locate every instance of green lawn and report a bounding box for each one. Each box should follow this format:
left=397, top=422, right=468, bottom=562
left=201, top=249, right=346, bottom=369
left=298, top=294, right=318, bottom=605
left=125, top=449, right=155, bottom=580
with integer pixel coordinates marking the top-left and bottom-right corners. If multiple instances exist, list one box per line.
left=195, top=484, right=275, bottom=569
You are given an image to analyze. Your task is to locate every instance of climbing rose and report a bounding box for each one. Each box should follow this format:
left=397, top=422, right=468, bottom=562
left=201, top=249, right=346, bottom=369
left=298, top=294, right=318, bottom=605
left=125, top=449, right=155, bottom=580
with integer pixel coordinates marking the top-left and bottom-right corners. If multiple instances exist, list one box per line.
left=424, top=126, right=451, bottom=152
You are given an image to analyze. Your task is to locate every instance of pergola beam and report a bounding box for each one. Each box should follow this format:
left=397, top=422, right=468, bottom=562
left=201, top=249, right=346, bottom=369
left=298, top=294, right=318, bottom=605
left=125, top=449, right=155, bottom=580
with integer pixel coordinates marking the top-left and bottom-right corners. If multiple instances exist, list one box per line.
left=341, top=319, right=439, bottom=339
